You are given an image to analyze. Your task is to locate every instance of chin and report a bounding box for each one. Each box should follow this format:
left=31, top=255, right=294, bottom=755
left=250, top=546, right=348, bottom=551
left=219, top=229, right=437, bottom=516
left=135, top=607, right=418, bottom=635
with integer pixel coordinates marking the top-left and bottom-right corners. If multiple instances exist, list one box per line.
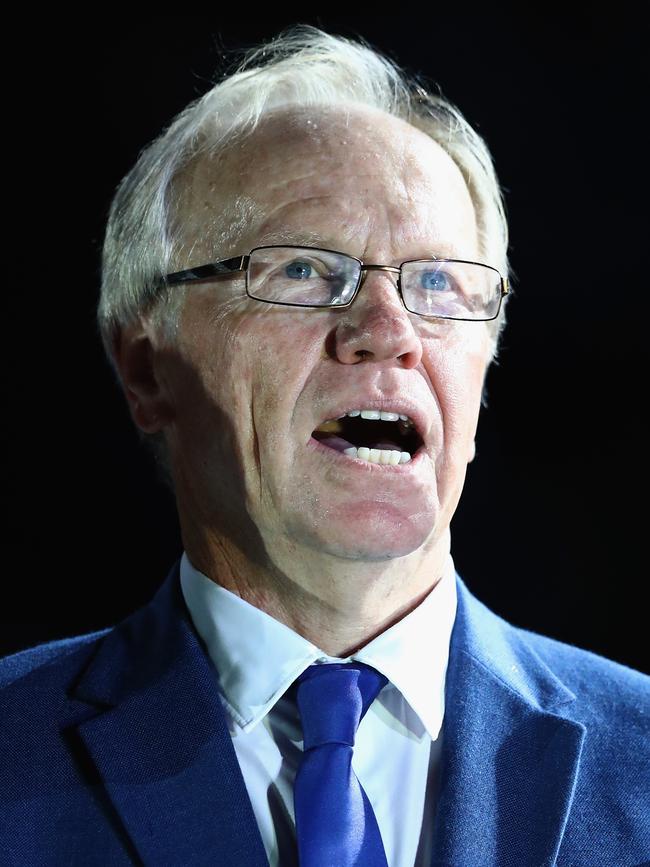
left=295, top=506, right=438, bottom=562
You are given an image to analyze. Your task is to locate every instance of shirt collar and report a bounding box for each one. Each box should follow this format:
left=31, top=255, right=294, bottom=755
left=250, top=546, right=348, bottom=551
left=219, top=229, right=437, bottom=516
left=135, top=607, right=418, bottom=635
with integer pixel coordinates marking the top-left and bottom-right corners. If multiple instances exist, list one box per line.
left=180, top=551, right=457, bottom=741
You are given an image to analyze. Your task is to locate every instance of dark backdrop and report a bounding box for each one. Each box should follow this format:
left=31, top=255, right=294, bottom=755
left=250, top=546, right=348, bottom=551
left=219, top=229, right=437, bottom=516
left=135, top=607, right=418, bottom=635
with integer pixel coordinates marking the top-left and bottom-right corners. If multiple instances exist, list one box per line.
left=3, top=12, right=647, bottom=673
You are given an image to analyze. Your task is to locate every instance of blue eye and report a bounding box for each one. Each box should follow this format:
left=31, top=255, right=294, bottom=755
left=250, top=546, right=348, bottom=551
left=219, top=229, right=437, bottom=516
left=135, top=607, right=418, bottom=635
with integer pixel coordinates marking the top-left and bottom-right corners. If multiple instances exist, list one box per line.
left=420, top=270, right=451, bottom=292
left=285, top=260, right=314, bottom=280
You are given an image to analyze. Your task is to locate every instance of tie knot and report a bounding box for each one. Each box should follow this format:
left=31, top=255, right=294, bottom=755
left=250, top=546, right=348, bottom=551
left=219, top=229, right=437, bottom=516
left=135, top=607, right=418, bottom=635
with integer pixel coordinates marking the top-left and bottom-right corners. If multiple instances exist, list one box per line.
left=296, top=663, right=387, bottom=751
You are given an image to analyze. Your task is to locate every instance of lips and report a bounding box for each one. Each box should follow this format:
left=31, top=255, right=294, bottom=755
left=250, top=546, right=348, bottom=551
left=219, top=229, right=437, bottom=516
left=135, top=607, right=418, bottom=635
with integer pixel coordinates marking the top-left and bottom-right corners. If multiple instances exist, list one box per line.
left=311, top=403, right=425, bottom=462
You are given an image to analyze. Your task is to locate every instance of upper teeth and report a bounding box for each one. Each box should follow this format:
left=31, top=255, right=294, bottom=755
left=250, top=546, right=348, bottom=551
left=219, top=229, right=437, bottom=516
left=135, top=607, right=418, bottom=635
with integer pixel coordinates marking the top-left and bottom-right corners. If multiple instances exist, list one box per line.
left=336, top=409, right=414, bottom=424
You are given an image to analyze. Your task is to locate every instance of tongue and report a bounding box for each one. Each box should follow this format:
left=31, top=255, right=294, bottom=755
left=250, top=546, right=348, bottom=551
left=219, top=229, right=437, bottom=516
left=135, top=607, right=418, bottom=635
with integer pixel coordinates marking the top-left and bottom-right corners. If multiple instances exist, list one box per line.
left=314, top=433, right=403, bottom=454
left=314, top=434, right=356, bottom=454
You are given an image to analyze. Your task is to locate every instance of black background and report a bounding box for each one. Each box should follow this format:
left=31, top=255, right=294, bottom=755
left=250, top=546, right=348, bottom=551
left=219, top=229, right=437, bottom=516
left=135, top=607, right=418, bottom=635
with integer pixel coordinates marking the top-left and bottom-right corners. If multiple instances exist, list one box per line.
left=3, top=12, right=648, bottom=672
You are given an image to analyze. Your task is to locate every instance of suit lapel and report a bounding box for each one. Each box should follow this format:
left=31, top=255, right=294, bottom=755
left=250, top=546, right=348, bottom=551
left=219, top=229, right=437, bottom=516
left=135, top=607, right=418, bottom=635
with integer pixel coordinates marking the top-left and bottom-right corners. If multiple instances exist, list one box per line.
left=431, top=576, right=586, bottom=866
left=65, top=561, right=269, bottom=867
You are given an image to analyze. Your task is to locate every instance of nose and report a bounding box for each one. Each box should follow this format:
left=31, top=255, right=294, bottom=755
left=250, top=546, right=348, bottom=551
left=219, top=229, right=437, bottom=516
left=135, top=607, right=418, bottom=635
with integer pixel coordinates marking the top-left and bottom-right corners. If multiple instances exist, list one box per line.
left=330, top=269, right=423, bottom=368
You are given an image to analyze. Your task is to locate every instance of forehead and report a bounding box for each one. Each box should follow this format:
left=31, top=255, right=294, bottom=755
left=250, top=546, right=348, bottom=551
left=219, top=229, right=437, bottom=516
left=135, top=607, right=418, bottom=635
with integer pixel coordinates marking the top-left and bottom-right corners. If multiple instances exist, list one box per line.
left=176, top=104, right=478, bottom=260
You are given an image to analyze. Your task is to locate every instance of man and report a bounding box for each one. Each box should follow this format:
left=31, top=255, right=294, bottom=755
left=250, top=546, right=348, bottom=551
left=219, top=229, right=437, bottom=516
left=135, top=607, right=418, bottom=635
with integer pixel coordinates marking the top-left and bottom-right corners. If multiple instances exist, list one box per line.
left=2, top=25, right=648, bottom=867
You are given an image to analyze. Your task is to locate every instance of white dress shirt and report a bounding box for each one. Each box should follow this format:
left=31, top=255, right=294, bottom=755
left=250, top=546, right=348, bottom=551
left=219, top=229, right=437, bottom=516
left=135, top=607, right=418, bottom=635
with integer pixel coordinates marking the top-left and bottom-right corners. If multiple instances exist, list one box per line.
left=180, top=551, right=458, bottom=867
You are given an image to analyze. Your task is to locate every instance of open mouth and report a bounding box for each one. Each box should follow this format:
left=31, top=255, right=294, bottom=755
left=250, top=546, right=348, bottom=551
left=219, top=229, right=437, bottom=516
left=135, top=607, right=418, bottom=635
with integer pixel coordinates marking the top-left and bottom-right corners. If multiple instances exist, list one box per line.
left=311, top=410, right=424, bottom=465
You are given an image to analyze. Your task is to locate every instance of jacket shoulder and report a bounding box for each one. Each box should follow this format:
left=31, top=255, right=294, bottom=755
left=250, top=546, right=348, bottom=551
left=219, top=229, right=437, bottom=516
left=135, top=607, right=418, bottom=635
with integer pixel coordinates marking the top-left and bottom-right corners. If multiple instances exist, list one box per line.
left=517, top=623, right=648, bottom=686
left=515, top=624, right=649, bottom=727
left=0, top=627, right=112, bottom=690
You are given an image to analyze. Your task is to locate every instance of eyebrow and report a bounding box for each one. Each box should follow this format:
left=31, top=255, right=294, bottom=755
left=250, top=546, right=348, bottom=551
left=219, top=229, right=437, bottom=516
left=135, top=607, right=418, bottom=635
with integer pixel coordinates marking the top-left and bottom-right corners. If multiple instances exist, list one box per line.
left=253, top=229, right=465, bottom=260
left=255, top=228, right=343, bottom=248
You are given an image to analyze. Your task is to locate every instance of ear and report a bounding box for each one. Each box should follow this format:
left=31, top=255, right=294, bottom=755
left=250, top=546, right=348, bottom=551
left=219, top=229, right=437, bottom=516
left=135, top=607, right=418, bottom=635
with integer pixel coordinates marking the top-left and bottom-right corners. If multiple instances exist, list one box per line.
left=112, top=320, right=174, bottom=434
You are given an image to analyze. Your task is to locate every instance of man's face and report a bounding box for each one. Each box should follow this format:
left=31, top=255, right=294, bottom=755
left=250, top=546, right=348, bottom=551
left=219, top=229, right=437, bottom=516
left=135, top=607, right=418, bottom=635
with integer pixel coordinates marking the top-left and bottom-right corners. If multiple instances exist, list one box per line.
left=156, top=105, right=491, bottom=564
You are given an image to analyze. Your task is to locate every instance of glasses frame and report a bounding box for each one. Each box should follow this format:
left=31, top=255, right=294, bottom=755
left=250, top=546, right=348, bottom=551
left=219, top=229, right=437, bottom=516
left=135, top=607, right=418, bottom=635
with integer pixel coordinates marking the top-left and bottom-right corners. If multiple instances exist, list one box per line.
left=159, top=244, right=510, bottom=322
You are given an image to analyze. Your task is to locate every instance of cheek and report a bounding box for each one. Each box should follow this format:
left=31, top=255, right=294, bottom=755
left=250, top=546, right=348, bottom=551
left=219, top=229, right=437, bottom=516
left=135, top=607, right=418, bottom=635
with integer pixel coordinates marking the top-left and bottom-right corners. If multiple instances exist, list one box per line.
left=179, top=297, right=329, bottom=443
left=240, top=310, right=326, bottom=406
left=423, top=326, right=488, bottom=448
left=213, top=309, right=327, bottom=460
left=169, top=302, right=258, bottom=458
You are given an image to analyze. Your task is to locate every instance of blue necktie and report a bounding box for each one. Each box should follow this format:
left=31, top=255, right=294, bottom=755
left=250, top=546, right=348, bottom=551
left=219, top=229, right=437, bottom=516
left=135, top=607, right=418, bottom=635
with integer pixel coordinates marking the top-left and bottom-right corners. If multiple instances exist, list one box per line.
left=293, top=662, right=389, bottom=867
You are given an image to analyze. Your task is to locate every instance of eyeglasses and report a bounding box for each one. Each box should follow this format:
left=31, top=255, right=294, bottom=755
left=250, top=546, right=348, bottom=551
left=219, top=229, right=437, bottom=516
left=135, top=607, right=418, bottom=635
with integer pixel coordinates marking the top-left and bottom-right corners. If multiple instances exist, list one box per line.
left=158, top=245, right=510, bottom=321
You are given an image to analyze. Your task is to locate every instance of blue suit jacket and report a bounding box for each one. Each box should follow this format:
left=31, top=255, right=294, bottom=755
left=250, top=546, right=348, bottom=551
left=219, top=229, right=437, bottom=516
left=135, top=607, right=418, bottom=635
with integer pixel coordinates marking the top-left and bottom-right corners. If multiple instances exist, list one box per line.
left=2, top=560, right=648, bottom=866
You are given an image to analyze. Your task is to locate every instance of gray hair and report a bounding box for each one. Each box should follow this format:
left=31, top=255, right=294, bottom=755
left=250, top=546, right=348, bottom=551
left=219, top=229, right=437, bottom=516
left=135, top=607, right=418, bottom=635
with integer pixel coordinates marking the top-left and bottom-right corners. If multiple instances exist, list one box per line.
left=98, top=24, right=511, bottom=489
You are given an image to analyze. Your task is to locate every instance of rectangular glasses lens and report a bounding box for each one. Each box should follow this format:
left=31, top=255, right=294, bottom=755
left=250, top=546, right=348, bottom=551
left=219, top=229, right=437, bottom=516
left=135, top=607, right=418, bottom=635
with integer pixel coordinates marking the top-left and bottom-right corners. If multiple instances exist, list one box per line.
left=402, top=261, right=501, bottom=320
left=248, top=247, right=358, bottom=306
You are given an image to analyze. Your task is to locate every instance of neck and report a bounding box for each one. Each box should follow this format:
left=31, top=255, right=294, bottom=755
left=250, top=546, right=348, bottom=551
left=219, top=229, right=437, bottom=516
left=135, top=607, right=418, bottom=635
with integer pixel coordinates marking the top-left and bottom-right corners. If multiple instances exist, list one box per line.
left=179, top=511, right=451, bottom=658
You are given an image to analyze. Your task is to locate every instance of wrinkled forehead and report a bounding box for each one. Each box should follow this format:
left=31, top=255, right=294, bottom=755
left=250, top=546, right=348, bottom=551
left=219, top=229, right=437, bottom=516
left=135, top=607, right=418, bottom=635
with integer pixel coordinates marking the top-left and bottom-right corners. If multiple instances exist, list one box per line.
left=214, top=104, right=444, bottom=182
left=172, top=103, right=477, bottom=259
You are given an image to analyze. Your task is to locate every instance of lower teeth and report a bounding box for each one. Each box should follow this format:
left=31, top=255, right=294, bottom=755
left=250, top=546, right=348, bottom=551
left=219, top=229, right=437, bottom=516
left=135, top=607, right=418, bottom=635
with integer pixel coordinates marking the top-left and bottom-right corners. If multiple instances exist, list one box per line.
left=343, top=446, right=411, bottom=465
